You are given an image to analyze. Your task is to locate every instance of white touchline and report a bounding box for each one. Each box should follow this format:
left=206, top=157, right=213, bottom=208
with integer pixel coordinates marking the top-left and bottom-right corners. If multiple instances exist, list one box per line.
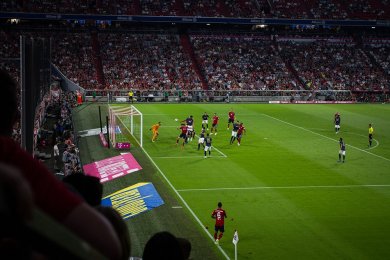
left=177, top=184, right=390, bottom=192
left=262, top=113, right=390, bottom=162
left=116, top=107, right=230, bottom=260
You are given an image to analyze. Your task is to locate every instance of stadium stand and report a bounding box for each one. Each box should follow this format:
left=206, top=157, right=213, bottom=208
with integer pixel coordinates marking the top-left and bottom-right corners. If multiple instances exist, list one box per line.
left=278, top=36, right=388, bottom=92
left=99, top=33, right=202, bottom=92
left=52, top=32, right=100, bottom=90
left=1, top=0, right=388, bottom=19
left=1, top=28, right=388, bottom=103
left=191, top=34, right=299, bottom=91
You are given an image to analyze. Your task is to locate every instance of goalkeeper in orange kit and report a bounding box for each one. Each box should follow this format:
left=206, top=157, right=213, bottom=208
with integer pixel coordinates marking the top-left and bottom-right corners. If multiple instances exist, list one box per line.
left=150, top=122, right=161, bottom=142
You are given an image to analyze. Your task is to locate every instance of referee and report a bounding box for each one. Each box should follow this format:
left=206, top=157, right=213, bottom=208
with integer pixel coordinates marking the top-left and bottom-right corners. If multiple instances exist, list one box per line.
left=368, top=123, right=374, bottom=147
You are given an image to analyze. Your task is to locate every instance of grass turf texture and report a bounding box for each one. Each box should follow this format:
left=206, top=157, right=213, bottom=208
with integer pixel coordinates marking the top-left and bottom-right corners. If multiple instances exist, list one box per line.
left=73, top=103, right=390, bottom=259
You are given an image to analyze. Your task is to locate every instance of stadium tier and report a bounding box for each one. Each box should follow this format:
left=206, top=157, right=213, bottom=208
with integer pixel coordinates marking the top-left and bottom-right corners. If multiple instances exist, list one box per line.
left=1, top=0, right=389, bottom=19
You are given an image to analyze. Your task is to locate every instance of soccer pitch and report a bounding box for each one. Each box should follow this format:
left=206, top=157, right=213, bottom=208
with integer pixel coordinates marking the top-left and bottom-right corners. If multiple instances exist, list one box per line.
left=73, top=103, right=390, bottom=259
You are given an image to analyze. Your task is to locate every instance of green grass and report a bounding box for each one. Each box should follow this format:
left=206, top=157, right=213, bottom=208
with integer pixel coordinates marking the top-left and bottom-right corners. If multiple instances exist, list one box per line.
left=73, top=103, right=390, bottom=260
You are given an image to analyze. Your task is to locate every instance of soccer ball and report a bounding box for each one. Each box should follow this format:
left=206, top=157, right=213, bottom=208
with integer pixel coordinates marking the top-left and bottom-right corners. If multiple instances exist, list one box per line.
left=175, top=118, right=178, bottom=121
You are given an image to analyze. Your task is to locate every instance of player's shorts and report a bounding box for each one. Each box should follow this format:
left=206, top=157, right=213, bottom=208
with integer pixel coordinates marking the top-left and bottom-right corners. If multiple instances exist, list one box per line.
left=179, top=133, right=187, bottom=139
left=204, top=145, right=211, bottom=152
left=335, top=124, right=340, bottom=128
left=237, top=133, right=243, bottom=139
left=369, top=134, right=373, bottom=140
left=339, top=150, right=346, bottom=155
left=231, top=131, right=237, bottom=137
left=202, top=120, right=208, bottom=124
left=228, top=118, right=234, bottom=123
left=212, top=123, right=218, bottom=128
left=198, top=137, right=204, bottom=144
left=215, top=225, right=225, bottom=233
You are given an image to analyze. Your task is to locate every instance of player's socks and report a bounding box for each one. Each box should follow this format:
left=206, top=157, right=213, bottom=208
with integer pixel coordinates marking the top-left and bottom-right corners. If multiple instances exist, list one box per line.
left=214, top=233, right=217, bottom=240
left=338, top=154, right=341, bottom=162
left=218, top=233, right=223, bottom=240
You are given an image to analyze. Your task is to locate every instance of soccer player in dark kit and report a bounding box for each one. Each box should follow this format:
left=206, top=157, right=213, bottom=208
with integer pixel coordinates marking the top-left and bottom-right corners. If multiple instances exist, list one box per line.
left=204, top=133, right=212, bottom=158
left=338, top=137, right=346, bottom=163
left=334, top=112, right=341, bottom=134
left=201, top=112, right=210, bottom=130
left=181, top=115, right=194, bottom=127
left=230, top=121, right=240, bottom=144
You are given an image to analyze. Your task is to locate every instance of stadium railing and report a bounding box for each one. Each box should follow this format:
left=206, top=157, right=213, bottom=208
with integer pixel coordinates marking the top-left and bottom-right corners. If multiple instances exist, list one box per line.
left=81, top=89, right=366, bottom=103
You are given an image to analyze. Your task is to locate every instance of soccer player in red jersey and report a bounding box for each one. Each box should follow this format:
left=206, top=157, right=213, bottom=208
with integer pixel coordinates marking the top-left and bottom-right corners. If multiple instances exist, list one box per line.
left=211, top=202, right=227, bottom=244
left=227, top=109, right=235, bottom=130
left=210, top=113, right=220, bottom=135
left=176, top=123, right=188, bottom=147
left=237, top=122, right=246, bottom=146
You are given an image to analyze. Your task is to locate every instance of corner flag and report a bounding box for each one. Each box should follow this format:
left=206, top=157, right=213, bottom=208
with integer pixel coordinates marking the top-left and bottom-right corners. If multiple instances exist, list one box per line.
left=232, top=230, right=239, bottom=245
left=233, top=230, right=239, bottom=260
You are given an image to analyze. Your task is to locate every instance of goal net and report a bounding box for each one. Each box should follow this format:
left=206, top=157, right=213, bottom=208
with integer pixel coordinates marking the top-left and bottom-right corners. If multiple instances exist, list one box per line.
left=108, top=105, right=143, bottom=148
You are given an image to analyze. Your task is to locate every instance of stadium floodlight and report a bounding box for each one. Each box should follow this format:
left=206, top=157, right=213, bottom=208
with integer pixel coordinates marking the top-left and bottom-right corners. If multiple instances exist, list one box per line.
left=108, top=105, right=143, bottom=148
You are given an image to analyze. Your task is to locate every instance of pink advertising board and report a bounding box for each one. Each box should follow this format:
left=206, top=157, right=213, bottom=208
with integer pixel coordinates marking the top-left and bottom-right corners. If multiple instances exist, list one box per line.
left=83, top=153, right=142, bottom=183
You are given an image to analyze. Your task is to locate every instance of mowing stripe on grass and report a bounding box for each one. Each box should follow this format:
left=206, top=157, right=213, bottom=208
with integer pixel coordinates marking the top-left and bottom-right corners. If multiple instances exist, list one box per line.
left=262, top=113, right=390, bottom=162
left=116, top=107, right=230, bottom=260
left=177, top=184, right=390, bottom=192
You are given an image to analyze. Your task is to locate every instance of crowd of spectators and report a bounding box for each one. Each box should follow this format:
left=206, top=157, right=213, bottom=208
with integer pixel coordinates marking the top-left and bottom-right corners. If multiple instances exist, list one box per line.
left=140, top=0, right=178, bottom=16
left=53, top=91, right=83, bottom=176
left=51, top=32, right=99, bottom=90
left=99, top=33, right=202, bottom=91
left=278, top=37, right=389, bottom=92
left=365, top=37, right=390, bottom=75
left=1, top=29, right=389, bottom=102
left=270, top=0, right=390, bottom=20
left=3, top=0, right=389, bottom=20
left=191, top=34, right=299, bottom=91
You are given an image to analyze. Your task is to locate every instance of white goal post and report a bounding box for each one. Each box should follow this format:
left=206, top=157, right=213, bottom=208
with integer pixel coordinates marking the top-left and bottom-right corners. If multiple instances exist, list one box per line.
left=108, top=105, right=143, bottom=148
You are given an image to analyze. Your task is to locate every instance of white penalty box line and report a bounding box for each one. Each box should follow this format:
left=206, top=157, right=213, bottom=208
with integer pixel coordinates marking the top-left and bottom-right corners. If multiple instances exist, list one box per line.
left=177, top=184, right=390, bottom=192
left=262, top=113, right=390, bottom=163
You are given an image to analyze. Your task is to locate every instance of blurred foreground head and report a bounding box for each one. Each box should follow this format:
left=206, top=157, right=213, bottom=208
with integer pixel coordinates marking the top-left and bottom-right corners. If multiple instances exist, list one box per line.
left=143, top=231, right=191, bottom=260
